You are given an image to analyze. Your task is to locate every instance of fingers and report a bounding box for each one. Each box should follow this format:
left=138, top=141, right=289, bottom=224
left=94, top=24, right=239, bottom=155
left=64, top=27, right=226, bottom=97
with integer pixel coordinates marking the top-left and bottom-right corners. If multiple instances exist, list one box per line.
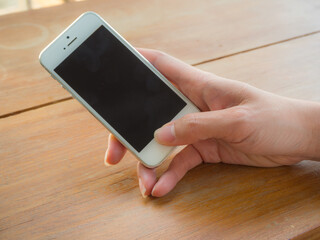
left=155, top=107, right=249, bottom=146
left=104, top=134, right=127, bottom=166
left=151, top=145, right=203, bottom=197
left=137, top=48, right=208, bottom=110
left=137, top=48, right=203, bottom=86
left=137, top=162, right=157, bottom=198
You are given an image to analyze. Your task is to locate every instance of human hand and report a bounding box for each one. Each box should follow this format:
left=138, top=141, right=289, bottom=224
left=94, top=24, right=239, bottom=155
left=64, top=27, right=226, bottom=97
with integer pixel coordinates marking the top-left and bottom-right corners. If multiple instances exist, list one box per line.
left=105, top=48, right=320, bottom=198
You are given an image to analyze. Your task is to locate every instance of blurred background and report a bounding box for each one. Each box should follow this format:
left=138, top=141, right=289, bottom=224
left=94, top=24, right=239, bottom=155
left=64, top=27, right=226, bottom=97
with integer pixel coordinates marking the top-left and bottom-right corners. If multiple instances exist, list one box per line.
left=0, top=0, right=85, bottom=15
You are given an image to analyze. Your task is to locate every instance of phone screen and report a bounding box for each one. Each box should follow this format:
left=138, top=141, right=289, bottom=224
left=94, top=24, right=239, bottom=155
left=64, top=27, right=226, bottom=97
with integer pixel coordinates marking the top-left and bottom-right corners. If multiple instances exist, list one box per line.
left=55, top=25, right=186, bottom=152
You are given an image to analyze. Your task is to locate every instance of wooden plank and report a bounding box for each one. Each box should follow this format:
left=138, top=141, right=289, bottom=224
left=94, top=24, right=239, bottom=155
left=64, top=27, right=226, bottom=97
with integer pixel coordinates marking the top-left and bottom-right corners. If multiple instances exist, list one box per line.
left=1, top=29, right=320, bottom=240
left=197, top=33, right=320, bottom=102
left=292, top=226, right=320, bottom=240
left=0, top=0, right=29, bottom=16
left=1, top=0, right=320, bottom=116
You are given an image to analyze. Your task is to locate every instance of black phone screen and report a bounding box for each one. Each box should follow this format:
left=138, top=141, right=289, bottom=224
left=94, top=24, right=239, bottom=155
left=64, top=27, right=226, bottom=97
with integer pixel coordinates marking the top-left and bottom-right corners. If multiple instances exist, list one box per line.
left=55, top=25, right=186, bottom=152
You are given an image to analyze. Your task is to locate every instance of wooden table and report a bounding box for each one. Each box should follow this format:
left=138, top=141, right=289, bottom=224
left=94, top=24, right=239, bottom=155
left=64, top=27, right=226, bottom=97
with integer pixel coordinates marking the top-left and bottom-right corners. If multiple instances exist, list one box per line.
left=1, top=0, right=320, bottom=239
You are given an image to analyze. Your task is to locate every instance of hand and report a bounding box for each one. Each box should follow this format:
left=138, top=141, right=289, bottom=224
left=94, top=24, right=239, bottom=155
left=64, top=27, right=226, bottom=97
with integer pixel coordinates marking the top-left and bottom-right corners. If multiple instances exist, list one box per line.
left=105, top=48, right=320, bottom=198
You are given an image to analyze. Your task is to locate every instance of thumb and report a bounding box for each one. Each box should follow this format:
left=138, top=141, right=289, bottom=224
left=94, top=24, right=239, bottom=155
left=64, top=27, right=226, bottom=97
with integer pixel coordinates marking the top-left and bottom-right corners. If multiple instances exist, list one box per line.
left=154, top=108, right=247, bottom=146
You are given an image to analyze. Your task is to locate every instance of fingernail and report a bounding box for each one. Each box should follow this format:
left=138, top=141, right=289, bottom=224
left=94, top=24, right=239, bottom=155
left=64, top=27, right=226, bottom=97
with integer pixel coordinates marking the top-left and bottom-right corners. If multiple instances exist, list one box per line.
left=139, top=178, right=147, bottom=198
left=154, top=123, right=175, bottom=143
left=104, top=148, right=111, bottom=166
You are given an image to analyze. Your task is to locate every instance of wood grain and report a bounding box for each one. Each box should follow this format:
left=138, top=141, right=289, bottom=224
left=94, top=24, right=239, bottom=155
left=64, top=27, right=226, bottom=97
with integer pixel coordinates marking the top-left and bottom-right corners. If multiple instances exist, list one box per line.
left=293, top=226, right=320, bottom=240
left=1, top=28, right=320, bottom=239
left=1, top=0, right=320, bottom=116
left=198, top=33, right=320, bottom=102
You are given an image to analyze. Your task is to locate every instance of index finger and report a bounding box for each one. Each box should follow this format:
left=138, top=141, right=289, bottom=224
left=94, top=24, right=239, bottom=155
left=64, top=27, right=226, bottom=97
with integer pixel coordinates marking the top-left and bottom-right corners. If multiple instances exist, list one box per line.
left=137, top=48, right=209, bottom=110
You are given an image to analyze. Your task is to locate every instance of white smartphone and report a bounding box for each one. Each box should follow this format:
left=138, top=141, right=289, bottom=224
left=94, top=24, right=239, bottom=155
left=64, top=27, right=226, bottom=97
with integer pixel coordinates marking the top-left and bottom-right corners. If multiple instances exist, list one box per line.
left=39, top=12, right=199, bottom=168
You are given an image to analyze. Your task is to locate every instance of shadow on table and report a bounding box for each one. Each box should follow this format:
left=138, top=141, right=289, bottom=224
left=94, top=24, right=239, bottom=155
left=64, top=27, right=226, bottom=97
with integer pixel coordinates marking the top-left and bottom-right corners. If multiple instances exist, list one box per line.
left=142, top=160, right=320, bottom=234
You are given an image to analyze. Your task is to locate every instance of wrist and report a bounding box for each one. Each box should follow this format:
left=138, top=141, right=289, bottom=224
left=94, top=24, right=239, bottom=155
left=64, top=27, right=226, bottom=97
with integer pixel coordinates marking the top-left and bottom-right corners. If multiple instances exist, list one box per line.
left=292, top=99, right=320, bottom=160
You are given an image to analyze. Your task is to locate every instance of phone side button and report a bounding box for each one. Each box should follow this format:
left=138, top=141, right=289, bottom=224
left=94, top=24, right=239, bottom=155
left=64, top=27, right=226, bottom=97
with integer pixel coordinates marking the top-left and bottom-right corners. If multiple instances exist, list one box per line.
left=51, top=74, right=57, bottom=80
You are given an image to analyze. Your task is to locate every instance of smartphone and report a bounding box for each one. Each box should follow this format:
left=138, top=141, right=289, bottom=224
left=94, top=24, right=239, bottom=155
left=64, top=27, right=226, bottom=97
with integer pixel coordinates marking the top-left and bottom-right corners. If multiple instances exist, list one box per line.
left=39, top=12, right=199, bottom=168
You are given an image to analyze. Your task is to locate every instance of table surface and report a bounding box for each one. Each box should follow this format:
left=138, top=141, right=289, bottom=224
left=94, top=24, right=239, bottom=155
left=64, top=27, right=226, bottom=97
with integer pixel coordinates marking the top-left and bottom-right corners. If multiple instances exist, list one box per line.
left=0, top=0, right=320, bottom=239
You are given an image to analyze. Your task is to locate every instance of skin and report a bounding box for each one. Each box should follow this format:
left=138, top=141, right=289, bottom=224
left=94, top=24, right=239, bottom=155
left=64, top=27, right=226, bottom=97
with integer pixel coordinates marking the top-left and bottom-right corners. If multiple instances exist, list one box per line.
left=104, top=48, right=320, bottom=198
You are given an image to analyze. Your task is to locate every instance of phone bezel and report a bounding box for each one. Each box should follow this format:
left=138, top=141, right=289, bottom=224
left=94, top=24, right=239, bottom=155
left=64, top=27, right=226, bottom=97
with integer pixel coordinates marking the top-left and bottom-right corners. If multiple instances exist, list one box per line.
left=39, top=12, right=199, bottom=168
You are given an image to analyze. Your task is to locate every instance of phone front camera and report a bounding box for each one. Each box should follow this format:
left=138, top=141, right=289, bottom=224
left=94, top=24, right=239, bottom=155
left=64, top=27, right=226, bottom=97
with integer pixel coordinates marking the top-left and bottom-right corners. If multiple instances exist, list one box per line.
left=67, top=36, right=70, bottom=39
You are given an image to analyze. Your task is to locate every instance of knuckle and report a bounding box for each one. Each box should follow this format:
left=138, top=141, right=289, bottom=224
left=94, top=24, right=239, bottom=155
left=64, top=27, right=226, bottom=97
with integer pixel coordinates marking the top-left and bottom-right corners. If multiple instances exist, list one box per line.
left=228, top=107, right=252, bottom=140
left=231, top=107, right=249, bottom=127
left=202, top=81, right=218, bottom=106
left=236, top=82, right=251, bottom=100
left=179, top=114, right=202, bottom=139
left=154, top=50, right=166, bottom=60
left=184, top=114, right=200, bottom=130
left=201, top=79, right=212, bottom=99
left=151, top=50, right=168, bottom=68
